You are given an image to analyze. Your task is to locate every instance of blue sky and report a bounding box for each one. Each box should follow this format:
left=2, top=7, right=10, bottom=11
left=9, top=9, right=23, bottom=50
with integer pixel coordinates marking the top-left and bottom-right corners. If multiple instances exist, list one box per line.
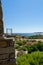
left=2, top=0, right=43, bottom=33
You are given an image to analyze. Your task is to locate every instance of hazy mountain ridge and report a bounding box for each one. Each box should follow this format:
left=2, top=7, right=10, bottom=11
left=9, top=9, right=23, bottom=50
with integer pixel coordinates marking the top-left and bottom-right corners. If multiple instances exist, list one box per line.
left=5, top=32, right=43, bottom=36
left=14, top=32, right=43, bottom=36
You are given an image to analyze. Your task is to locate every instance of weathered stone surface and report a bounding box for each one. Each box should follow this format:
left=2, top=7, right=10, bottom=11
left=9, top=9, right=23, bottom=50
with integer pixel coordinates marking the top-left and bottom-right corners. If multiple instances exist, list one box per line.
left=0, top=47, right=15, bottom=54
left=0, top=0, right=4, bottom=36
left=0, top=0, right=16, bottom=65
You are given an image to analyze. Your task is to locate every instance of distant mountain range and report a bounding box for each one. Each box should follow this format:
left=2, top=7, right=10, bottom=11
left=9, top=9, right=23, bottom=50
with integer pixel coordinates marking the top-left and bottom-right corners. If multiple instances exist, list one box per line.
left=5, top=32, right=43, bottom=36
left=14, top=32, right=43, bottom=36
left=33, top=32, right=43, bottom=35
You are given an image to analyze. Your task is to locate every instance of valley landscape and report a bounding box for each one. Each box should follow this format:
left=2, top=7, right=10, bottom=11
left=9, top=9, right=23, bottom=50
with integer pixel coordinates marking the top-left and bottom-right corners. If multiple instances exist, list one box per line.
left=14, top=33, right=43, bottom=65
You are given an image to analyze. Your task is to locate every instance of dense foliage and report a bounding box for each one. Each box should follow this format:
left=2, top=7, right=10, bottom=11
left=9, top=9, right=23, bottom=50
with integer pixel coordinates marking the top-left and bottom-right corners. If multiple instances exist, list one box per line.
left=17, top=51, right=43, bottom=65
left=16, top=40, right=27, bottom=46
left=27, top=41, right=43, bottom=53
left=15, top=40, right=27, bottom=50
left=15, top=40, right=43, bottom=52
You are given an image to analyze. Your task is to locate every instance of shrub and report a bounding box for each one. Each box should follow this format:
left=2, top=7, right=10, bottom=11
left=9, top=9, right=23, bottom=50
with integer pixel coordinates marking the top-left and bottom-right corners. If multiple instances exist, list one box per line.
left=27, top=44, right=38, bottom=53
left=17, top=51, right=43, bottom=65
left=27, top=42, right=43, bottom=53
left=16, top=40, right=27, bottom=46
left=18, top=46, right=27, bottom=51
left=16, top=41, right=23, bottom=46
left=15, top=44, right=19, bottom=49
